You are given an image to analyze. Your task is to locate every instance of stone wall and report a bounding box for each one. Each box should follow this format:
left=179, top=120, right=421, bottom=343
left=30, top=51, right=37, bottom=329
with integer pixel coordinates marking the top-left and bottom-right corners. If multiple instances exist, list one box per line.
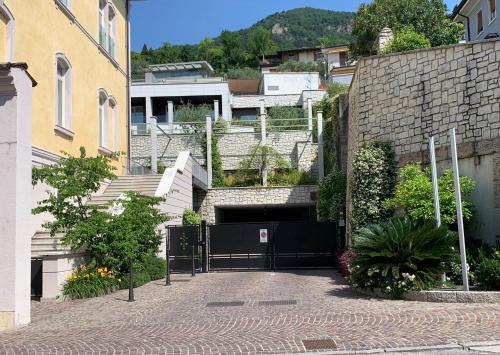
left=347, top=38, right=500, bottom=244
left=131, top=130, right=318, bottom=176
left=199, top=186, right=318, bottom=224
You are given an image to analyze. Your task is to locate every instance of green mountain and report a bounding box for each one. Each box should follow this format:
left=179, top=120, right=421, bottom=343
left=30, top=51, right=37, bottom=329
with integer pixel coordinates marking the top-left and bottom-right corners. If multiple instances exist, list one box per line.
left=133, top=7, right=355, bottom=77
left=237, top=7, right=354, bottom=50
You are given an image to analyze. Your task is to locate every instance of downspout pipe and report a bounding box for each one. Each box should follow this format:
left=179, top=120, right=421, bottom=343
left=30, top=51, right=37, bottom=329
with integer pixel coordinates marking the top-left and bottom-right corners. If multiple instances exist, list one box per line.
left=126, top=0, right=132, bottom=174
left=457, top=13, right=471, bottom=41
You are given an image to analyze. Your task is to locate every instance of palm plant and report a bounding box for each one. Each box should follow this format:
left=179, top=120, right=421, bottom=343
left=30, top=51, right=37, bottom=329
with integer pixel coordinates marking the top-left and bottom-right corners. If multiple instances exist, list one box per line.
left=350, top=217, right=455, bottom=297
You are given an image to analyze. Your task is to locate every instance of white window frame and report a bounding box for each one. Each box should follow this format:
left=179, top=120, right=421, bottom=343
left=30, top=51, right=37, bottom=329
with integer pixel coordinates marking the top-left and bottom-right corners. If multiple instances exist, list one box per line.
left=98, top=89, right=110, bottom=150
left=0, top=2, right=15, bottom=62
left=98, top=1, right=117, bottom=58
left=489, top=0, right=497, bottom=23
left=54, top=53, right=73, bottom=137
left=109, top=97, right=120, bottom=151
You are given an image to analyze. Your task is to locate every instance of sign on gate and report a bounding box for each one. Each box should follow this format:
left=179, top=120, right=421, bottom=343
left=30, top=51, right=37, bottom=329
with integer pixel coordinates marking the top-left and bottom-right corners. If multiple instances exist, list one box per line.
left=259, top=229, right=268, bottom=243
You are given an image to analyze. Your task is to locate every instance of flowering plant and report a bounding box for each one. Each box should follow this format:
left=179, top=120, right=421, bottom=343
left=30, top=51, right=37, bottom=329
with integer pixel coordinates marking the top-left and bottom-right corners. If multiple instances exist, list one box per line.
left=63, top=264, right=119, bottom=299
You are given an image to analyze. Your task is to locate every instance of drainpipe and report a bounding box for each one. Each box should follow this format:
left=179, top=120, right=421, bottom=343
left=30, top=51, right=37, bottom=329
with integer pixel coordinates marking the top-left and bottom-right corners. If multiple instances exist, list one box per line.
left=126, top=0, right=132, bottom=175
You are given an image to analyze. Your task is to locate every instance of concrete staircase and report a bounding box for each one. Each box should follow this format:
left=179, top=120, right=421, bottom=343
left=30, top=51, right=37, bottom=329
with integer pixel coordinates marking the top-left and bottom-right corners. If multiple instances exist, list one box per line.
left=31, top=231, right=71, bottom=257
left=86, top=175, right=163, bottom=206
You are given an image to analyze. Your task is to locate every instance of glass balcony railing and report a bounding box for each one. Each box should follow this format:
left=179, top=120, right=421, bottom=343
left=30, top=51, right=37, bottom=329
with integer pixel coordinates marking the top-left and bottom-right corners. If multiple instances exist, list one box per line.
left=99, top=25, right=106, bottom=47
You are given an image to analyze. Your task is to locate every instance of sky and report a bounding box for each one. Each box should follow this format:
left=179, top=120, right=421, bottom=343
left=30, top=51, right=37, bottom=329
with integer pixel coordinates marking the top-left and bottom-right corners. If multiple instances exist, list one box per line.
left=130, top=0, right=460, bottom=52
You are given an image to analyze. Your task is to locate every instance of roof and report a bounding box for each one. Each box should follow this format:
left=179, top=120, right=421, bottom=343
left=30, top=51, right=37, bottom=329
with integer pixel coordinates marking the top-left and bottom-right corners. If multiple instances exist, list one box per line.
left=148, top=61, right=214, bottom=74
left=452, top=0, right=471, bottom=19
left=324, top=45, right=350, bottom=54
left=277, top=46, right=321, bottom=54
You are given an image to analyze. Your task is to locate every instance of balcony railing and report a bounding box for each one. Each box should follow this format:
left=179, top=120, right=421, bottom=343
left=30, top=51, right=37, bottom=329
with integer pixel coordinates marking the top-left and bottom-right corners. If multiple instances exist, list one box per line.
left=108, top=36, right=115, bottom=58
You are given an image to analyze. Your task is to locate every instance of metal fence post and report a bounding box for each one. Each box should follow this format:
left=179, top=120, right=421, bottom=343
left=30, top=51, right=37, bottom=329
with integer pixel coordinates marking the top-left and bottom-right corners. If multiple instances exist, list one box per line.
left=128, top=256, right=135, bottom=302
left=307, top=97, right=313, bottom=131
left=317, top=111, right=324, bottom=179
left=191, top=245, right=196, bottom=277
left=165, top=229, right=171, bottom=286
left=206, top=116, right=212, bottom=189
left=201, top=221, right=208, bottom=273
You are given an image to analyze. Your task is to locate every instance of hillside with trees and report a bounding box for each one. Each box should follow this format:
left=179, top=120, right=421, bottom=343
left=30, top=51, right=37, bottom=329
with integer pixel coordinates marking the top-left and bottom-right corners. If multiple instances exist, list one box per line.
left=132, top=7, right=354, bottom=79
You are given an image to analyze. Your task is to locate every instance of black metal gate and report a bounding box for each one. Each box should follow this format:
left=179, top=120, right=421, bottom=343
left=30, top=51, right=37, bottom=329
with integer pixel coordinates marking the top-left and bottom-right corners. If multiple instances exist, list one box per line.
left=208, top=221, right=337, bottom=270
left=167, top=225, right=202, bottom=273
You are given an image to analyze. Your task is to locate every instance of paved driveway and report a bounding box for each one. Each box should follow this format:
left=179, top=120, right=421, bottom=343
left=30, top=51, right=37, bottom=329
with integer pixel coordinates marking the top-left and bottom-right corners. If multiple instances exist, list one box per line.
left=1, top=270, right=499, bottom=354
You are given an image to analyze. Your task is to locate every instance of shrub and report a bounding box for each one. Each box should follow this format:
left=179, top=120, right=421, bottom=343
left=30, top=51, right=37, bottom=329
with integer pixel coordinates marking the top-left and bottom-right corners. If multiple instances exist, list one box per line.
left=175, top=103, right=212, bottom=123
left=384, top=164, right=476, bottom=224
left=268, top=169, right=316, bottom=186
left=382, top=28, right=431, bottom=54
left=183, top=208, right=201, bottom=226
left=267, top=106, right=307, bottom=131
left=238, top=145, right=289, bottom=186
left=200, top=132, right=224, bottom=187
left=226, top=67, right=261, bottom=80
left=335, top=249, right=356, bottom=277
left=63, top=265, right=119, bottom=300
left=351, top=142, right=396, bottom=233
left=277, top=60, right=327, bottom=79
left=350, top=217, right=455, bottom=298
left=318, top=169, right=346, bottom=222
left=118, top=255, right=167, bottom=289
left=476, top=257, right=500, bottom=290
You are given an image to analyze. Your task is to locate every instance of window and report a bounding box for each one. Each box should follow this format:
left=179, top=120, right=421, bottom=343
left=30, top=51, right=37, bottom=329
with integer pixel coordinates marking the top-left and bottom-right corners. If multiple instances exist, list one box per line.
left=58, top=0, right=70, bottom=8
left=268, top=85, right=280, bottom=91
left=477, top=10, right=484, bottom=35
left=109, top=98, right=119, bottom=151
left=0, top=2, right=14, bottom=62
left=98, top=1, right=117, bottom=58
left=99, top=90, right=109, bottom=149
left=490, top=0, right=497, bottom=22
left=55, top=54, right=72, bottom=132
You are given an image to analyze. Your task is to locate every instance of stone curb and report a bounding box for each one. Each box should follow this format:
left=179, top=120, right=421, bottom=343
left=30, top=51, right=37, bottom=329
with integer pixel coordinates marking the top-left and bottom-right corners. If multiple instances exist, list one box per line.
left=353, top=287, right=500, bottom=303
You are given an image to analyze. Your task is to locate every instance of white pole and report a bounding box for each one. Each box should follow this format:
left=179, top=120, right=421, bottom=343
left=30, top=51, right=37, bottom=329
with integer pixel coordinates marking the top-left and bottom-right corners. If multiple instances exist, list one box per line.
left=260, top=101, right=268, bottom=187
left=317, top=111, right=324, bottom=179
left=429, top=137, right=441, bottom=227
left=450, top=128, right=469, bottom=291
left=206, top=116, right=212, bottom=189
left=150, top=116, right=158, bottom=174
left=307, top=98, right=313, bottom=131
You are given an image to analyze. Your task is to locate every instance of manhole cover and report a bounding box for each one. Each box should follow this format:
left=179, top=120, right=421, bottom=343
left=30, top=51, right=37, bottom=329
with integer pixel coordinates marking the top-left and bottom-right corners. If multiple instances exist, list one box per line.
left=206, top=301, right=244, bottom=307
left=258, top=300, right=297, bottom=306
left=302, top=339, right=337, bottom=350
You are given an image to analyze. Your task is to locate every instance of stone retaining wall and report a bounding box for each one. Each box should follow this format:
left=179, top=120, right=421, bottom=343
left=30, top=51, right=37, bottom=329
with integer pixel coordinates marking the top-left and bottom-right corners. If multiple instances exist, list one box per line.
left=199, top=186, right=318, bottom=224
left=131, top=130, right=318, bottom=176
left=346, top=39, right=500, bottom=244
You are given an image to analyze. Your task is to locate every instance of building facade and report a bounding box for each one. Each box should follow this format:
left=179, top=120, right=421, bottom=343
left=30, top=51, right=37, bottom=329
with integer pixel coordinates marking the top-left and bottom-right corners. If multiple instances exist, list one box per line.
left=454, top=0, right=499, bottom=41
left=2, top=0, right=129, bottom=172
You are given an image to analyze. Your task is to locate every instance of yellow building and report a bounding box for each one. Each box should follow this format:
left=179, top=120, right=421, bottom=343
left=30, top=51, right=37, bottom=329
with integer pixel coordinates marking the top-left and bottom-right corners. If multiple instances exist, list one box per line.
left=0, top=0, right=130, bottom=172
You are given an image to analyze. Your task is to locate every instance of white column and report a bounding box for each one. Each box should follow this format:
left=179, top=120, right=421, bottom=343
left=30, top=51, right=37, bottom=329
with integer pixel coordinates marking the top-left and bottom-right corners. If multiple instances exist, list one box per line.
left=317, top=111, right=324, bottom=179
left=150, top=116, right=158, bottom=174
left=0, top=66, right=33, bottom=330
left=206, top=116, right=212, bottom=189
left=260, top=100, right=268, bottom=187
left=213, top=100, right=219, bottom=121
left=145, top=96, right=152, bottom=125
left=307, top=98, right=313, bottom=131
left=167, top=101, right=174, bottom=125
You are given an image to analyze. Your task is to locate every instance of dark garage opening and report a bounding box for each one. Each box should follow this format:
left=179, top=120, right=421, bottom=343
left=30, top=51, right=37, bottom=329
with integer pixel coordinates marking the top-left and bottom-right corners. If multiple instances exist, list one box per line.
left=216, top=206, right=316, bottom=223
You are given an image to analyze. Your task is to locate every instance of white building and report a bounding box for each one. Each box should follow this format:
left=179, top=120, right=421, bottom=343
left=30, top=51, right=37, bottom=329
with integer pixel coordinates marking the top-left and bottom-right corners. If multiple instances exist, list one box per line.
left=453, top=0, right=499, bottom=41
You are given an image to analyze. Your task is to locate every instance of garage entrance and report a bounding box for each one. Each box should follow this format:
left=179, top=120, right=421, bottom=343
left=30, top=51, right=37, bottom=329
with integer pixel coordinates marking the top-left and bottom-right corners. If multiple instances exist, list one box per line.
left=208, top=221, right=337, bottom=271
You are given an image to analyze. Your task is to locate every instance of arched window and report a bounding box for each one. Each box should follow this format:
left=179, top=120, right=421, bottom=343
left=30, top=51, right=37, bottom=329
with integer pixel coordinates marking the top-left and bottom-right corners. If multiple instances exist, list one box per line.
left=55, top=54, right=72, bottom=131
left=0, top=2, right=14, bottom=62
left=98, top=89, right=109, bottom=149
left=98, top=1, right=117, bottom=59
left=109, top=97, right=119, bottom=151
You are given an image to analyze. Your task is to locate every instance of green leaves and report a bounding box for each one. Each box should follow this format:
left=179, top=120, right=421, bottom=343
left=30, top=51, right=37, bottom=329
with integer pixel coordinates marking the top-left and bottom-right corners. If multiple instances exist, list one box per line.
left=350, top=217, right=455, bottom=297
left=182, top=209, right=201, bottom=226
left=383, top=164, right=476, bottom=225
left=382, top=27, right=431, bottom=54
left=32, top=147, right=116, bottom=237
left=318, top=169, right=346, bottom=222
left=351, top=0, right=464, bottom=57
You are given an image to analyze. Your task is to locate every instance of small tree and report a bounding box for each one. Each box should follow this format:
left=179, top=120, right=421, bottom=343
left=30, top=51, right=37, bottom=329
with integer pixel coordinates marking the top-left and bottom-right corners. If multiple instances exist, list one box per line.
left=182, top=208, right=201, bottom=226
left=200, top=132, right=224, bottom=187
left=68, top=192, right=167, bottom=272
left=248, top=26, right=278, bottom=61
left=382, top=28, right=431, bottom=54
left=383, top=164, right=476, bottom=224
left=32, top=147, right=116, bottom=237
left=238, top=145, right=289, bottom=186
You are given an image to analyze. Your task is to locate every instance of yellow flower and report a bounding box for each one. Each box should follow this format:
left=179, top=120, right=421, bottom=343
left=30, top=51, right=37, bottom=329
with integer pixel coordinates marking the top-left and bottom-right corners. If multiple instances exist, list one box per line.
left=97, top=268, right=103, bottom=273
left=103, top=267, right=108, bottom=272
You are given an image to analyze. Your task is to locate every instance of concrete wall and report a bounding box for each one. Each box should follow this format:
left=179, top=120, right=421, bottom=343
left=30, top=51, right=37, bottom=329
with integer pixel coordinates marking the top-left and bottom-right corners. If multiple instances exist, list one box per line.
left=262, top=73, right=320, bottom=95
left=200, top=186, right=318, bottom=224
left=131, top=130, right=318, bottom=175
left=347, top=39, right=500, bottom=244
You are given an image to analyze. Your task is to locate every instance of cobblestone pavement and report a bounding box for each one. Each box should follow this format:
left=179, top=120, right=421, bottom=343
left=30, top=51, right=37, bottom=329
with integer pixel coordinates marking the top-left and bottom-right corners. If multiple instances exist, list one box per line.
left=1, top=270, right=499, bottom=354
